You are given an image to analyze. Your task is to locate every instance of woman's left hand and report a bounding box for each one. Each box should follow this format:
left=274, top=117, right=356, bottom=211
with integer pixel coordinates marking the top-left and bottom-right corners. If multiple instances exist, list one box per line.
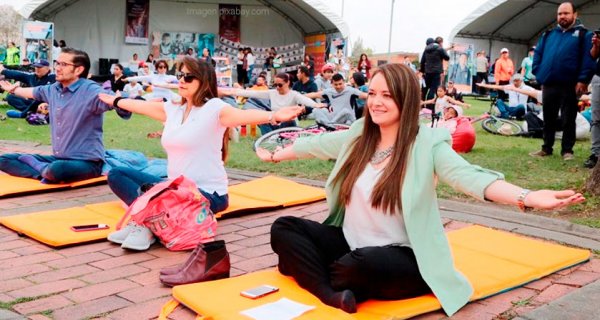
left=274, top=106, right=305, bottom=122
left=525, top=190, right=585, bottom=210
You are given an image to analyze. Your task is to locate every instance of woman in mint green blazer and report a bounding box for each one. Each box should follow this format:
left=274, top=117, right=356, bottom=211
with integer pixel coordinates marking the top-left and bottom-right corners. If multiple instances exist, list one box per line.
left=256, top=63, right=584, bottom=315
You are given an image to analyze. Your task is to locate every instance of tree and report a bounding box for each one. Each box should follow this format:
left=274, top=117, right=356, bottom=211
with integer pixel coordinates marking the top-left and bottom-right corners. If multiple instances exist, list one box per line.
left=351, top=37, right=374, bottom=62
left=585, top=163, right=600, bottom=196
left=0, top=5, right=22, bottom=44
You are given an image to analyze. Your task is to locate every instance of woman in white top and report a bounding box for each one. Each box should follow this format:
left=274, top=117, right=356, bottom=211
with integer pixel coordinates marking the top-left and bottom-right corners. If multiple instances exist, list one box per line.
left=125, top=60, right=177, bottom=101
left=245, top=48, right=255, bottom=84
left=255, top=64, right=583, bottom=314
left=98, top=56, right=303, bottom=252
left=220, top=72, right=326, bottom=134
left=236, top=48, right=245, bottom=85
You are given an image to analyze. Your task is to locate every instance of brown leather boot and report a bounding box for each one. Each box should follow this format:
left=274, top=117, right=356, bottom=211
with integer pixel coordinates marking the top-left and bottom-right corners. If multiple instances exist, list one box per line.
left=159, top=242, right=204, bottom=276
left=159, top=240, right=230, bottom=287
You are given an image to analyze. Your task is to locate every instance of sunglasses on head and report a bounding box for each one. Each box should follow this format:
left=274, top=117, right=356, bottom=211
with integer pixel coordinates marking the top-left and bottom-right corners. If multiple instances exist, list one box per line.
left=274, top=83, right=285, bottom=88
left=176, top=72, right=197, bottom=82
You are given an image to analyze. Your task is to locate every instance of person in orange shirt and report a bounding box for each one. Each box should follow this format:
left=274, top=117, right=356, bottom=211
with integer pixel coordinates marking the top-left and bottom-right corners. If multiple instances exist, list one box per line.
left=494, top=48, right=514, bottom=101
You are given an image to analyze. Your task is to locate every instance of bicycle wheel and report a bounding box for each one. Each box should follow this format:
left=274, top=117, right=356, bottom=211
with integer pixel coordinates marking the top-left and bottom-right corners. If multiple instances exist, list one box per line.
left=306, top=122, right=351, bottom=132
left=481, top=117, right=523, bottom=136
left=253, top=127, right=315, bottom=152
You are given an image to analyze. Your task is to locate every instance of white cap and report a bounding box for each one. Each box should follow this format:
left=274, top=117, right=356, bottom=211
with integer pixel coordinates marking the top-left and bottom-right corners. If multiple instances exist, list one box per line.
left=500, top=48, right=509, bottom=53
left=444, top=105, right=463, bottom=117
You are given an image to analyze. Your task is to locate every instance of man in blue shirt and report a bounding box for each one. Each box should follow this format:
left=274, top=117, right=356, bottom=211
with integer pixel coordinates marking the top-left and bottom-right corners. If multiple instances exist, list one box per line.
left=0, top=59, right=56, bottom=118
left=0, top=48, right=126, bottom=183
left=292, top=66, right=318, bottom=95
left=530, top=2, right=595, bottom=160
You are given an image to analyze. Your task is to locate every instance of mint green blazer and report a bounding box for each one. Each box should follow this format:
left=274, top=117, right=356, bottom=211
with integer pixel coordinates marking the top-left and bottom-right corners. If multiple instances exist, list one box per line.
left=293, top=118, right=504, bottom=315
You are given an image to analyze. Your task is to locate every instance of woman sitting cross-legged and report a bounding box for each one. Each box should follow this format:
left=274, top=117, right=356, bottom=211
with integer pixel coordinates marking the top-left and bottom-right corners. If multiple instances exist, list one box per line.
left=98, top=56, right=303, bottom=253
left=255, top=64, right=583, bottom=315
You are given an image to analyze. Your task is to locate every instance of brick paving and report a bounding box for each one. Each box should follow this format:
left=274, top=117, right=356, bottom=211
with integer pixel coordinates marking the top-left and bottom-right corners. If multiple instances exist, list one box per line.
left=0, top=140, right=599, bottom=319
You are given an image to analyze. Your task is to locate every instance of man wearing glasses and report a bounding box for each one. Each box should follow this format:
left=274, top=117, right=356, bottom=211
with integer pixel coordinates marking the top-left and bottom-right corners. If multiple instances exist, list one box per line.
left=0, top=48, right=129, bottom=183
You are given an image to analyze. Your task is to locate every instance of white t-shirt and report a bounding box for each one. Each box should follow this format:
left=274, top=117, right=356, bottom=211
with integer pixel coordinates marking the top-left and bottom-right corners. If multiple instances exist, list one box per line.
left=123, top=83, right=143, bottom=98
left=246, top=53, right=255, bottom=67
left=434, top=96, right=453, bottom=114
left=234, top=89, right=318, bottom=111
left=161, top=99, right=228, bottom=195
left=343, top=164, right=410, bottom=250
left=128, top=73, right=178, bottom=100
left=505, top=84, right=533, bottom=107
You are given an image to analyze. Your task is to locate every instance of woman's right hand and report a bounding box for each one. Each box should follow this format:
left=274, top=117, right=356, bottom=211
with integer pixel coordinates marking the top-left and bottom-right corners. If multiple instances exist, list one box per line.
left=256, top=147, right=276, bottom=162
left=98, top=92, right=120, bottom=105
left=274, top=106, right=305, bottom=122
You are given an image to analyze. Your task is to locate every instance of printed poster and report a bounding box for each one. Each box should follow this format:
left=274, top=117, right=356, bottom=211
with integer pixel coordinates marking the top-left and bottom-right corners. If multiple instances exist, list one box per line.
left=125, top=0, right=150, bottom=44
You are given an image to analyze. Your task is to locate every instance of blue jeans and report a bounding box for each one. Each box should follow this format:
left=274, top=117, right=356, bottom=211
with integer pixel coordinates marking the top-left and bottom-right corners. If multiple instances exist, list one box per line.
left=0, top=153, right=103, bottom=183
left=107, top=167, right=229, bottom=213
left=6, top=94, right=35, bottom=112
left=258, top=120, right=297, bottom=135
left=496, top=100, right=525, bottom=119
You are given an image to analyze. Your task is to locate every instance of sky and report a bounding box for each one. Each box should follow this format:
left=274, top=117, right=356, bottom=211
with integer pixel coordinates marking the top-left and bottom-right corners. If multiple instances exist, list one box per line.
left=1, top=0, right=490, bottom=53
left=324, top=0, right=488, bottom=53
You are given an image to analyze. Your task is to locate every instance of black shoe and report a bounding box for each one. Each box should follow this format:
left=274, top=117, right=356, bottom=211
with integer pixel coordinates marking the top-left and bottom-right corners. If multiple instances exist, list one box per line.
left=584, top=154, right=598, bottom=169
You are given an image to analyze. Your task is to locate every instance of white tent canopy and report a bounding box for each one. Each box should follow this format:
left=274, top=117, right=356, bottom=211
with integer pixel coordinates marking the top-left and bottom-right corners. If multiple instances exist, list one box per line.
left=449, top=0, right=600, bottom=64
left=17, top=0, right=348, bottom=73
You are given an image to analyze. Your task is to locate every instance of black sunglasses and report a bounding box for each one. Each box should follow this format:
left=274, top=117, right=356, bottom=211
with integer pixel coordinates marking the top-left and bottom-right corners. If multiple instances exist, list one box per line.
left=274, top=83, right=285, bottom=88
left=177, top=72, right=197, bottom=83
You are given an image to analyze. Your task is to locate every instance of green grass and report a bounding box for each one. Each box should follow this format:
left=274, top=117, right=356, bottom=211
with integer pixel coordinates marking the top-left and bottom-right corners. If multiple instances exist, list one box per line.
left=1, top=98, right=599, bottom=226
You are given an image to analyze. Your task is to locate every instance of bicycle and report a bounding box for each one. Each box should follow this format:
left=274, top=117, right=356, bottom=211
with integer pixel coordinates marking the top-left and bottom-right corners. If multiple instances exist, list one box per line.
left=253, top=122, right=350, bottom=152
left=476, top=94, right=524, bottom=136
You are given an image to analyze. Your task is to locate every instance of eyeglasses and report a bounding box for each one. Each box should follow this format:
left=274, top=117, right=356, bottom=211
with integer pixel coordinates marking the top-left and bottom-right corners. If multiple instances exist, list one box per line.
left=176, top=72, right=197, bottom=83
left=274, top=83, right=285, bottom=88
left=54, top=61, right=77, bottom=68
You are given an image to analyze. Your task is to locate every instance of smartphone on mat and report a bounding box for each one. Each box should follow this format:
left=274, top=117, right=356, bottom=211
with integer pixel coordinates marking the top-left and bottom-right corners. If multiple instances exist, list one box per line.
left=70, top=224, right=109, bottom=232
left=240, top=285, right=279, bottom=299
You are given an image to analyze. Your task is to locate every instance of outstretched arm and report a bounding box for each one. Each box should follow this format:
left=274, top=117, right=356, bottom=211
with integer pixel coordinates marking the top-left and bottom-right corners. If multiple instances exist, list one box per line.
left=476, top=83, right=506, bottom=91
left=98, top=93, right=165, bottom=122
left=0, top=81, right=34, bottom=99
left=504, top=85, right=540, bottom=100
left=484, top=180, right=584, bottom=211
left=446, top=96, right=470, bottom=108
left=219, top=105, right=304, bottom=128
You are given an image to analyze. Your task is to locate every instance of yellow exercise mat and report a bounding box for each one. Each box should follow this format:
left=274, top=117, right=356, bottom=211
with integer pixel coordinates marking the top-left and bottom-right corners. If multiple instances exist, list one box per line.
left=215, top=176, right=325, bottom=218
left=169, top=226, right=590, bottom=320
left=0, top=201, right=123, bottom=247
left=0, top=175, right=107, bottom=198
left=0, top=176, right=325, bottom=246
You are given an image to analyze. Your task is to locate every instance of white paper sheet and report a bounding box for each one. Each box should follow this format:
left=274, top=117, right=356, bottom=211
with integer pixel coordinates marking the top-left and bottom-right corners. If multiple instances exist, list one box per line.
left=240, top=298, right=316, bottom=320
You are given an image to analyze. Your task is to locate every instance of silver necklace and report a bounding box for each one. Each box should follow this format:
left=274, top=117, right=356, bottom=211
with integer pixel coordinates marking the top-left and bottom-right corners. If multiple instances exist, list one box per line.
left=370, top=146, right=394, bottom=165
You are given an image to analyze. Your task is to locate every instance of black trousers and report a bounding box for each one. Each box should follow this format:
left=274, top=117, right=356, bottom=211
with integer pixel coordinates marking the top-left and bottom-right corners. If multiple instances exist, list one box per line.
left=270, top=216, right=431, bottom=305
left=476, top=72, right=488, bottom=94
left=236, top=65, right=246, bottom=85
left=541, top=83, right=578, bottom=155
left=424, top=73, right=441, bottom=100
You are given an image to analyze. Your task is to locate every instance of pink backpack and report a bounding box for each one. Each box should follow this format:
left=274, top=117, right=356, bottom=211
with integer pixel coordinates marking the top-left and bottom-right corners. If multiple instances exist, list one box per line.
left=116, top=175, right=218, bottom=251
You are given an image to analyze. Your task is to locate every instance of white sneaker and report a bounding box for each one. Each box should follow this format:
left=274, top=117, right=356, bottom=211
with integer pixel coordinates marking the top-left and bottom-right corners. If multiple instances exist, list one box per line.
left=107, top=222, right=137, bottom=244
left=121, top=225, right=156, bottom=251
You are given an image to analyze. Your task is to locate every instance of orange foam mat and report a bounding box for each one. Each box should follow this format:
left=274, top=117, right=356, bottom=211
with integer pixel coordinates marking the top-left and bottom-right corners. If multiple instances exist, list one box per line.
left=0, top=201, right=123, bottom=247
left=0, top=176, right=325, bottom=246
left=170, top=225, right=590, bottom=320
left=0, top=175, right=107, bottom=198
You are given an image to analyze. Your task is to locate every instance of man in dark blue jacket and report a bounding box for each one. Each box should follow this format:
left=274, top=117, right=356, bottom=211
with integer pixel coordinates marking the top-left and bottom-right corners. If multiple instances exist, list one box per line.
left=0, top=59, right=56, bottom=118
left=531, top=2, right=595, bottom=160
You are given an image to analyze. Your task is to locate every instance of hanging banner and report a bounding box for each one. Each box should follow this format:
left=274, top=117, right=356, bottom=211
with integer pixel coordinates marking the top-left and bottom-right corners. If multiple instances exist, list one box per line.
left=216, top=36, right=304, bottom=74
left=125, top=0, right=150, bottom=45
left=219, top=4, right=241, bottom=43
left=304, top=34, right=327, bottom=75
left=447, top=43, right=474, bottom=92
left=151, top=31, right=215, bottom=67
left=22, top=21, right=54, bottom=63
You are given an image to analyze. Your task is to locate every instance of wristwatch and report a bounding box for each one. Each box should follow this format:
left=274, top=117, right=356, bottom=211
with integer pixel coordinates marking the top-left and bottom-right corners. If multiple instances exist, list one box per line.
left=517, top=189, right=533, bottom=212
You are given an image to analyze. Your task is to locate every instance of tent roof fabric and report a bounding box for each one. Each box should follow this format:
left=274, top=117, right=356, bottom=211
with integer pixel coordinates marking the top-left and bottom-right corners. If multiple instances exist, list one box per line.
left=450, top=0, right=600, bottom=45
left=18, top=0, right=349, bottom=38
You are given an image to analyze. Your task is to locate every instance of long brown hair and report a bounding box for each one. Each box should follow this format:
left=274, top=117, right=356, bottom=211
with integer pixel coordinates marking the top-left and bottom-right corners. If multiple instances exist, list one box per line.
left=178, top=56, right=230, bottom=161
left=332, top=64, right=421, bottom=214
